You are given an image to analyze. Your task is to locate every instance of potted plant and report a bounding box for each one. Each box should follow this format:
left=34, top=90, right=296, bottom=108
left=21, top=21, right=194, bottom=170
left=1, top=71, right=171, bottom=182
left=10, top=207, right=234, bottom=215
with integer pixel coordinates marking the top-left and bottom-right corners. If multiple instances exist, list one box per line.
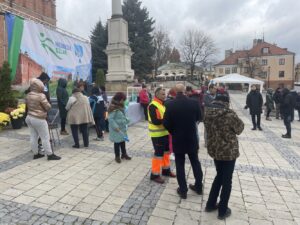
left=0, top=112, right=10, bottom=131
left=6, top=105, right=26, bottom=129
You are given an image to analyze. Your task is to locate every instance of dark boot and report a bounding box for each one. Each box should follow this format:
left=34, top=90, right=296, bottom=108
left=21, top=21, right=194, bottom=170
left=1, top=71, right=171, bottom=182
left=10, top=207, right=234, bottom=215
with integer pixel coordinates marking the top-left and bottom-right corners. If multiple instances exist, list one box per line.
left=121, top=154, right=132, bottom=160
left=218, top=208, right=232, bottom=220
left=47, top=154, right=61, bottom=160
left=205, top=204, right=218, bottom=212
left=177, top=188, right=187, bottom=199
left=282, top=134, right=291, bottom=139
left=33, top=153, right=44, bottom=160
left=150, top=174, right=165, bottom=184
left=162, top=169, right=176, bottom=178
left=115, top=157, right=121, bottom=163
left=189, top=184, right=203, bottom=195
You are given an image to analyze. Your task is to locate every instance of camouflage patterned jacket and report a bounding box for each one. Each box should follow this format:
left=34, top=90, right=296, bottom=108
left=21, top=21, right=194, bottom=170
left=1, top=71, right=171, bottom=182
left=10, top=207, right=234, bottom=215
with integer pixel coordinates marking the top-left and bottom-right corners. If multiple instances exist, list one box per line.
left=204, top=101, right=244, bottom=161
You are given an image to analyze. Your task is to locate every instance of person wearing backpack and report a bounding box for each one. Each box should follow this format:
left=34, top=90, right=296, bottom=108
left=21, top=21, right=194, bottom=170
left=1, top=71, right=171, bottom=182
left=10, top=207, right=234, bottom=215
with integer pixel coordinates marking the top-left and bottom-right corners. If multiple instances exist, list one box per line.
left=89, top=87, right=105, bottom=141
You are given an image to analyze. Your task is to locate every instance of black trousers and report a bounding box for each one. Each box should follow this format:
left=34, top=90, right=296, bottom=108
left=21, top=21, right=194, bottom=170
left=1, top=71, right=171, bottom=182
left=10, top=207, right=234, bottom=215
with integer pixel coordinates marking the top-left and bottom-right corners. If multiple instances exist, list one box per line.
left=266, top=109, right=271, bottom=118
left=206, top=160, right=236, bottom=216
left=61, top=117, right=66, bottom=131
left=175, top=152, right=203, bottom=193
left=251, top=114, right=261, bottom=128
left=94, top=117, right=104, bottom=138
left=71, top=124, right=89, bottom=147
left=140, top=103, right=149, bottom=121
left=283, top=115, right=292, bottom=136
left=114, top=141, right=127, bottom=157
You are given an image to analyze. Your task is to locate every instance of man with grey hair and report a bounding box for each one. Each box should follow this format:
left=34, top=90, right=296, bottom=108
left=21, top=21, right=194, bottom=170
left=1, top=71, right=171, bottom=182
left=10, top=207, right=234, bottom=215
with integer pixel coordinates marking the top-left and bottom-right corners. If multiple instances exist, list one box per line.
left=163, top=83, right=203, bottom=199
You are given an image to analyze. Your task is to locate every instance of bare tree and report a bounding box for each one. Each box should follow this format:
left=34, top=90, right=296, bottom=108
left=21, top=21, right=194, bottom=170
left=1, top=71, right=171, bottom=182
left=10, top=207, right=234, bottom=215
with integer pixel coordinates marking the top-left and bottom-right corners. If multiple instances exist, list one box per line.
left=152, top=26, right=172, bottom=76
left=180, top=29, right=217, bottom=78
left=240, top=52, right=263, bottom=78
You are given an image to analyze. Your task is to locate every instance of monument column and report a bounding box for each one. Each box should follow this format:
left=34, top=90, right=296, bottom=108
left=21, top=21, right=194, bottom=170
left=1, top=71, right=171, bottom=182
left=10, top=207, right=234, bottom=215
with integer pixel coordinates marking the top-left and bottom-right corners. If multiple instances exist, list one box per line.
left=105, top=0, right=134, bottom=90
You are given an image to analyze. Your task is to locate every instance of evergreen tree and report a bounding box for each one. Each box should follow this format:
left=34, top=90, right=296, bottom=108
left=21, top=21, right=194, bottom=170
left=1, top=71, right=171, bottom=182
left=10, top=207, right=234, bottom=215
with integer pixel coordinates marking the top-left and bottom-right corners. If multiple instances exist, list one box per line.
left=0, top=62, right=17, bottom=112
left=169, top=47, right=181, bottom=63
left=90, top=20, right=108, bottom=81
left=123, top=0, right=155, bottom=79
left=95, top=69, right=106, bottom=87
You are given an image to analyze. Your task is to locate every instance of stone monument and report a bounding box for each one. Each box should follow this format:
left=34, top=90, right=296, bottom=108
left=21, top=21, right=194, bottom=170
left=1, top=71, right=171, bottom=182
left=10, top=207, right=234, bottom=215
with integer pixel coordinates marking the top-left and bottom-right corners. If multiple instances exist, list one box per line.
left=105, top=0, right=134, bottom=91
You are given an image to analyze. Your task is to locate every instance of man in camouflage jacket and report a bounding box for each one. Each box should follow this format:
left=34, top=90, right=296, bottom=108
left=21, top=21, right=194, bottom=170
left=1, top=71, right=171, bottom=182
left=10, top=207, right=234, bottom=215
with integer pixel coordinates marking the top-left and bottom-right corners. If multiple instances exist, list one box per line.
left=204, top=91, right=244, bottom=220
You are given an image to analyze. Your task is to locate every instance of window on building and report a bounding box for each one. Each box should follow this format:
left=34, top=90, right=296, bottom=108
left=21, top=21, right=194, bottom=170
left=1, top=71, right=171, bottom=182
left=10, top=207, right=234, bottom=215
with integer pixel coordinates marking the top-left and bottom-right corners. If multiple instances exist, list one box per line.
left=261, top=59, right=268, bottom=65
left=219, top=68, right=224, bottom=74
left=225, top=68, right=231, bottom=74
left=279, top=71, right=285, bottom=78
left=260, top=72, right=267, bottom=79
left=262, top=47, right=269, bottom=54
left=279, top=58, right=285, bottom=65
left=232, top=67, right=237, bottom=73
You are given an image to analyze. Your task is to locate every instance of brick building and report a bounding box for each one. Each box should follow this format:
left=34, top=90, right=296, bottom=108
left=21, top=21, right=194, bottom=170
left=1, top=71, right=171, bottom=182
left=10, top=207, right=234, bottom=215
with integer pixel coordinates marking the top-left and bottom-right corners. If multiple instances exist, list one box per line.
left=14, top=52, right=43, bottom=85
left=0, top=0, right=56, bottom=66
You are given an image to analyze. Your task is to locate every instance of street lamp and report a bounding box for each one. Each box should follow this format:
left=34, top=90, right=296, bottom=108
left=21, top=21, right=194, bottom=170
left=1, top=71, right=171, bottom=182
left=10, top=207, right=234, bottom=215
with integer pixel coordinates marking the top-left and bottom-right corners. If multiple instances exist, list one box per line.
left=267, top=66, right=270, bottom=88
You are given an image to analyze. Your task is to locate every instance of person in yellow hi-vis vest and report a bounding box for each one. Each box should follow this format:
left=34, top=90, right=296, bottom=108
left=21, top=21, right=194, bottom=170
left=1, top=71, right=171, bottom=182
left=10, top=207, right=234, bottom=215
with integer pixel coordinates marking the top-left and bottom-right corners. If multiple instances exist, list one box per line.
left=148, top=87, right=176, bottom=184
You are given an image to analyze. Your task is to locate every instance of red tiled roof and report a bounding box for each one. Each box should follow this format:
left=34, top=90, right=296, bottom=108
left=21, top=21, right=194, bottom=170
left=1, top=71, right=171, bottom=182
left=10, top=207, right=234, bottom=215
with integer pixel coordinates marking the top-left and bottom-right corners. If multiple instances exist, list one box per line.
left=216, top=42, right=294, bottom=66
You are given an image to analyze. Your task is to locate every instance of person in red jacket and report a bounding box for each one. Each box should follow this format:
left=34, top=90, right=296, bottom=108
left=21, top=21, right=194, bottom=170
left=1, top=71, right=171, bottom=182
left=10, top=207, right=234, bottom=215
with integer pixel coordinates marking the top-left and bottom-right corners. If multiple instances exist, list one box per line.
left=139, top=84, right=150, bottom=121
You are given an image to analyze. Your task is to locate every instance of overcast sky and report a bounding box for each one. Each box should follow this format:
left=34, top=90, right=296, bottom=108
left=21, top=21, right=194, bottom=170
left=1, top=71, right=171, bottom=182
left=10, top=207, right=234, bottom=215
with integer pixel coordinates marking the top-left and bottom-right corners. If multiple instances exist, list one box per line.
left=57, top=0, right=300, bottom=62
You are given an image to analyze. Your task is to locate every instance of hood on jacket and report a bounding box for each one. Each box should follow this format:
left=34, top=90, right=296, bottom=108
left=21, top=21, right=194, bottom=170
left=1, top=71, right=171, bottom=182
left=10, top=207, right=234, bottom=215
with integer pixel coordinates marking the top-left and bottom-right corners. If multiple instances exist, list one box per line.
left=58, top=78, right=67, bottom=88
left=282, top=88, right=290, bottom=97
left=267, top=88, right=273, bottom=94
left=205, top=101, right=230, bottom=122
left=30, top=78, right=44, bottom=93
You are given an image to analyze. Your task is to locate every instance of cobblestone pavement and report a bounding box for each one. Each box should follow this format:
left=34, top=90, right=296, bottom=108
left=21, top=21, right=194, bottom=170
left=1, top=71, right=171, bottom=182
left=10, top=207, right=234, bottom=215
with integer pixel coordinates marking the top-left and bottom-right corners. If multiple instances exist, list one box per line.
left=0, top=92, right=300, bottom=225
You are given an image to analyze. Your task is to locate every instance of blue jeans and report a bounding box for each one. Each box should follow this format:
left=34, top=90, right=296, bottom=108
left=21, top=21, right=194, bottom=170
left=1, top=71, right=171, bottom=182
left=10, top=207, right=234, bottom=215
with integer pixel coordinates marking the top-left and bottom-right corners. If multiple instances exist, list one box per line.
left=283, top=115, right=291, bottom=135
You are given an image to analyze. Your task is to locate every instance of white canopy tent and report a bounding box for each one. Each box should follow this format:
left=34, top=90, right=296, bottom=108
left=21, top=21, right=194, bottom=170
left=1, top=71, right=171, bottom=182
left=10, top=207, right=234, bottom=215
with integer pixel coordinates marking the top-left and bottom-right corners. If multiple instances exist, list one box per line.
left=156, top=74, right=166, bottom=79
left=211, top=73, right=264, bottom=92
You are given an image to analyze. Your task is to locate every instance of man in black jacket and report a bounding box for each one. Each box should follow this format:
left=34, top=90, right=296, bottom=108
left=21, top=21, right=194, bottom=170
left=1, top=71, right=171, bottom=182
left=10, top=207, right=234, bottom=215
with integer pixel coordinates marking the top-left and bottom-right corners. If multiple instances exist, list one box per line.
left=280, top=88, right=293, bottom=138
left=246, top=85, right=263, bottom=130
left=273, top=88, right=282, bottom=119
left=163, top=84, right=203, bottom=199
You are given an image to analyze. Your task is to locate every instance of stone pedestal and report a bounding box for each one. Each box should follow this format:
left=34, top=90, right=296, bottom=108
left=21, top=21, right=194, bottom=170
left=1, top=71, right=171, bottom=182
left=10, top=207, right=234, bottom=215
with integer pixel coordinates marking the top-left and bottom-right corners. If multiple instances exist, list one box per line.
left=105, top=0, right=134, bottom=83
left=105, top=81, right=131, bottom=92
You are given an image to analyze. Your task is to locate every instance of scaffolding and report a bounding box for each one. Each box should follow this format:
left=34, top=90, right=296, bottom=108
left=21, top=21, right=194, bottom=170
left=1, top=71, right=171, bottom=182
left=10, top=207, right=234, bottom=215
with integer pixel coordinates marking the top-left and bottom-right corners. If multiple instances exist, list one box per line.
left=0, top=2, right=89, bottom=43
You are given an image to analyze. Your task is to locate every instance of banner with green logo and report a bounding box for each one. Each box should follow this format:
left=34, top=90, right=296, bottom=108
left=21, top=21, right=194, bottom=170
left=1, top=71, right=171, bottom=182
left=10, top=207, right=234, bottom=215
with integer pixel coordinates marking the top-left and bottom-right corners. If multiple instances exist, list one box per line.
left=20, top=20, right=92, bottom=82
left=6, top=16, right=92, bottom=83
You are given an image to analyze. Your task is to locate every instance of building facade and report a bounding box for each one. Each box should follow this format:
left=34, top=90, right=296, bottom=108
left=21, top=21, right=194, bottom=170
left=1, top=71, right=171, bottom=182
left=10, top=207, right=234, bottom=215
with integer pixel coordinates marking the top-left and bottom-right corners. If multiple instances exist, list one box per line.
left=295, top=63, right=300, bottom=83
left=214, top=39, right=295, bottom=89
left=0, top=0, right=56, bottom=66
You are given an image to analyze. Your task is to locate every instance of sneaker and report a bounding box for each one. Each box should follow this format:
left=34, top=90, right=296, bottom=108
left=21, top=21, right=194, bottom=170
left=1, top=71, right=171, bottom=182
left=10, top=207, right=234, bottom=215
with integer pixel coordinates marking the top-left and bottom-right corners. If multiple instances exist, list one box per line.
left=251, top=127, right=256, bottom=130
left=189, top=184, right=203, bottom=195
left=218, top=208, right=232, bottom=220
left=282, top=134, right=291, bottom=139
left=72, top=145, right=80, bottom=149
left=177, top=188, right=187, bottom=199
left=121, top=154, right=132, bottom=160
left=33, top=153, right=44, bottom=160
left=60, top=130, right=69, bottom=135
left=115, top=157, right=121, bottom=163
left=47, top=154, right=61, bottom=160
left=205, top=204, right=218, bottom=212
left=94, top=137, right=104, bottom=141
left=150, top=176, right=165, bottom=184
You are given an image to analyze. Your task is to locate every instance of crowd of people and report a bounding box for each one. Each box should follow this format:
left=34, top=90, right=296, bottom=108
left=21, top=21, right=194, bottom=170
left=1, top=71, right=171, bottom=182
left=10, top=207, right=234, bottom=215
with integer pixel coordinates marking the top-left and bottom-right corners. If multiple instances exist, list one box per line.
left=245, top=85, right=300, bottom=138
left=25, top=72, right=300, bottom=220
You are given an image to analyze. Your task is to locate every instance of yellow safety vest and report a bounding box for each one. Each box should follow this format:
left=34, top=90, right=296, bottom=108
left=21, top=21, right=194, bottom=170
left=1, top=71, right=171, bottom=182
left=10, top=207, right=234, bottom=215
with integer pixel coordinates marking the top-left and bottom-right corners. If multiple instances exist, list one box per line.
left=148, top=99, right=169, bottom=138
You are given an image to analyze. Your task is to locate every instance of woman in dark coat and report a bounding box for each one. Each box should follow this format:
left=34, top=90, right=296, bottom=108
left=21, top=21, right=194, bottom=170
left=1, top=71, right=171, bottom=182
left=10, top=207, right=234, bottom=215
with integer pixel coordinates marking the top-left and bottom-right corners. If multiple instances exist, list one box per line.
left=245, top=85, right=263, bottom=131
left=265, top=88, right=274, bottom=121
left=56, top=78, right=69, bottom=135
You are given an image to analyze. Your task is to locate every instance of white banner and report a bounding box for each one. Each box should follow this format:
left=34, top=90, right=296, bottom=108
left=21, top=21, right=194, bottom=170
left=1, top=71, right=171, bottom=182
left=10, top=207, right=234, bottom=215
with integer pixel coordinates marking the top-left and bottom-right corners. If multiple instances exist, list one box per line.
left=20, top=20, right=92, bottom=81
